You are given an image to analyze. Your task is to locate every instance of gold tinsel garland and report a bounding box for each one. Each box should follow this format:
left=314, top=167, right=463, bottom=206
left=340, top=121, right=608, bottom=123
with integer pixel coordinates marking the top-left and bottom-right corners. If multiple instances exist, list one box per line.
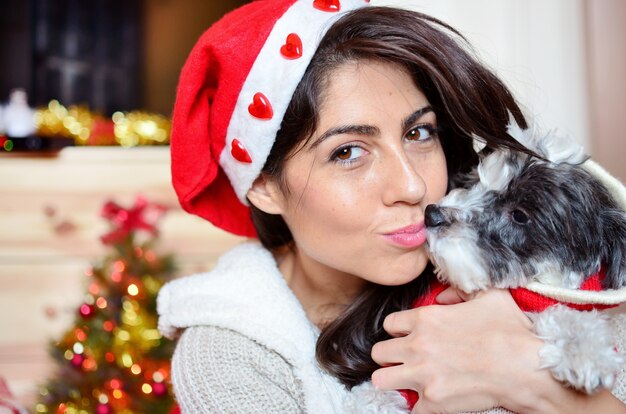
left=35, top=100, right=171, bottom=147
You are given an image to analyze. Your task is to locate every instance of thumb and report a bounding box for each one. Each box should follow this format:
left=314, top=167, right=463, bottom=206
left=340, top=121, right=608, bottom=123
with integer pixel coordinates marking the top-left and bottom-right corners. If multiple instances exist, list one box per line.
left=435, top=286, right=479, bottom=304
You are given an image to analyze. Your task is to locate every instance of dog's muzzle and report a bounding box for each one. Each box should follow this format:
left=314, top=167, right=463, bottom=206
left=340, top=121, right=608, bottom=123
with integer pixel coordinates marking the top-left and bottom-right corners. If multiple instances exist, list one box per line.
left=425, top=204, right=447, bottom=228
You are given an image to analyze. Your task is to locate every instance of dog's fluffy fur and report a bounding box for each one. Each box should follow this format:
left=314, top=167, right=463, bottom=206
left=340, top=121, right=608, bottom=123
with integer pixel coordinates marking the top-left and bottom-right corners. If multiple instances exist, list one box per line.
left=425, top=123, right=626, bottom=393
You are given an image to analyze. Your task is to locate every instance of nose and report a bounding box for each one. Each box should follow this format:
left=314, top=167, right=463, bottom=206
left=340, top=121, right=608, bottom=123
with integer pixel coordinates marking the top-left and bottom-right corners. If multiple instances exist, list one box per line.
left=425, top=204, right=446, bottom=227
left=381, top=151, right=426, bottom=206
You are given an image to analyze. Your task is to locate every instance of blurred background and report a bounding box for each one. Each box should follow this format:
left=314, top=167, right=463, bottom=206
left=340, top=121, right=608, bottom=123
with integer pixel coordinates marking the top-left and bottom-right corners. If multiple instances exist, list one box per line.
left=0, top=0, right=624, bottom=411
left=0, top=0, right=249, bottom=116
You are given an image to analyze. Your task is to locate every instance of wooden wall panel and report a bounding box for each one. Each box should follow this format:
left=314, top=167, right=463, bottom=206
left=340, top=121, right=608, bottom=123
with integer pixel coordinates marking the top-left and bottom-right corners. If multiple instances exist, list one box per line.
left=0, top=146, right=245, bottom=407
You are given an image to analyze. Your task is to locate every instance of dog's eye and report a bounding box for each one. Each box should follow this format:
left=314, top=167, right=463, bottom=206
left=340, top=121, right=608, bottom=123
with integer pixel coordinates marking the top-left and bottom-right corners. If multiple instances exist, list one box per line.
left=511, top=209, right=529, bottom=224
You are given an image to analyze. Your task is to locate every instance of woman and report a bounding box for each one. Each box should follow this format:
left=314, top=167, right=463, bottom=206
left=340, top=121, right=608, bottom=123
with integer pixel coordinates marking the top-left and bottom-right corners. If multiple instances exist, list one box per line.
left=157, top=1, right=626, bottom=412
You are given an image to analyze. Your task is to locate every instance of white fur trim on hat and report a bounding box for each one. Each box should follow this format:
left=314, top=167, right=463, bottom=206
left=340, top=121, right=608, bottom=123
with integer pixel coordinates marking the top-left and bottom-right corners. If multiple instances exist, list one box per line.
left=220, top=0, right=370, bottom=203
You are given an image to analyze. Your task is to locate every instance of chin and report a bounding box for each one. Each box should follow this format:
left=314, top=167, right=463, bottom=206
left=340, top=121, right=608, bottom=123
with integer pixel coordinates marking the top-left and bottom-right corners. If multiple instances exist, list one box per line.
left=376, top=253, right=429, bottom=286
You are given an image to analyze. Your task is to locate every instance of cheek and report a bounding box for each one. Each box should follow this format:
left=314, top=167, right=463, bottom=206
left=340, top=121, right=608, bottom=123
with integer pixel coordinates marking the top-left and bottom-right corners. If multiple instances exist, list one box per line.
left=286, top=173, right=373, bottom=234
left=279, top=170, right=379, bottom=269
left=423, top=148, right=448, bottom=203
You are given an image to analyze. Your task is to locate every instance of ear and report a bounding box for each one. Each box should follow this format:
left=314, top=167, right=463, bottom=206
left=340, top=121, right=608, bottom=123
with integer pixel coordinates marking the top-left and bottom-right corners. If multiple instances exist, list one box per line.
left=246, top=174, right=285, bottom=215
left=506, top=121, right=588, bottom=166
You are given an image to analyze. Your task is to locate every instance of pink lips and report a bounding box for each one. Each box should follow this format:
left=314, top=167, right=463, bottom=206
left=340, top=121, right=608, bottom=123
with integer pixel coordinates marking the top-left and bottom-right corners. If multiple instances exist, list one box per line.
left=383, top=223, right=427, bottom=248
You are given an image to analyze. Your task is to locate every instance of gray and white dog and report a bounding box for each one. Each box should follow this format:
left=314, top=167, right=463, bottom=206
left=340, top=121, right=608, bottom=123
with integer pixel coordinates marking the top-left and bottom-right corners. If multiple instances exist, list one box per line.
left=425, top=123, right=626, bottom=393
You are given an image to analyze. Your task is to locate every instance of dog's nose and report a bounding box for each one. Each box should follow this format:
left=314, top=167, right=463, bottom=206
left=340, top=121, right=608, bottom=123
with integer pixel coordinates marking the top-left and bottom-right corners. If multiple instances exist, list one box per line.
left=425, top=204, right=446, bottom=227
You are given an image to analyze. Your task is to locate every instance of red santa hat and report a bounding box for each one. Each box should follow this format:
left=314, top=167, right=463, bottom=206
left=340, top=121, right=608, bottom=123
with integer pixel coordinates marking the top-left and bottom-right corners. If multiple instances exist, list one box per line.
left=171, top=0, right=371, bottom=237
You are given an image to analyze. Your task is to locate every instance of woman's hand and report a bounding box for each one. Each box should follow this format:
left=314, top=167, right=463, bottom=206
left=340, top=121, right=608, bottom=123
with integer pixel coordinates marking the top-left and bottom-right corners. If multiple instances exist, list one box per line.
left=370, top=288, right=624, bottom=414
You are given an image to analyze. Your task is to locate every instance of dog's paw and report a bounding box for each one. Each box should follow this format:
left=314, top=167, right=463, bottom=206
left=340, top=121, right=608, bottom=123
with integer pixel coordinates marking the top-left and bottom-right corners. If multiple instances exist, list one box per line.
left=532, top=305, right=624, bottom=393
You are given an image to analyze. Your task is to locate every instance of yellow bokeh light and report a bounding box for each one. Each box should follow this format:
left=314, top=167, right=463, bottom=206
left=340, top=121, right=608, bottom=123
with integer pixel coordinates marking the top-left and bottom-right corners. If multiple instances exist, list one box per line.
left=116, top=329, right=130, bottom=342
left=141, top=383, right=152, bottom=394
left=112, top=112, right=124, bottom=123
left=122, top=300, right=135, bottom=312
left=121, top=353, right=133, bottom=367
left=142, top=329, right=161, bottom=341
left=127, top=283, right=139, bottom=296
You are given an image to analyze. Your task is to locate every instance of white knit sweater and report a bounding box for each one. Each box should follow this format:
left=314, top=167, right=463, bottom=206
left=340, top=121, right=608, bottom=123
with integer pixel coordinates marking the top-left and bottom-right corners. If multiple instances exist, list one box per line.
left=158, top=243, right=360, bottom=413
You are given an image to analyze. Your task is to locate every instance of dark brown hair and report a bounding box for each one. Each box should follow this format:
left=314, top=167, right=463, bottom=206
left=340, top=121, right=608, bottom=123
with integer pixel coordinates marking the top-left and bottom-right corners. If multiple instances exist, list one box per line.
left=249, top=7, right=528, bottom=388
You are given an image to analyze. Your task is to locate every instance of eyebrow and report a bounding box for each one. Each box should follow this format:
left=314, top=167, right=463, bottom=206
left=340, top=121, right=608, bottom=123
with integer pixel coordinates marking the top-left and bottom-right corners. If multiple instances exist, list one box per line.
left=308, top=105, right=434, bottom=150
left=402, top=105, right=434, bottom=132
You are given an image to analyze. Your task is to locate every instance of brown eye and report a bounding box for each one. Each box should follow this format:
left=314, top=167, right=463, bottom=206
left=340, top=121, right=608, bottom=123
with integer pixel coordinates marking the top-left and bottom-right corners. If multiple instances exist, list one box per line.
left=330, top=145, right=365, bottom=164
left=406, top=128, right=422, bottom=141
left=337, top=147, right=352, bottom=160
left=405, top=125, right=437, bottom=142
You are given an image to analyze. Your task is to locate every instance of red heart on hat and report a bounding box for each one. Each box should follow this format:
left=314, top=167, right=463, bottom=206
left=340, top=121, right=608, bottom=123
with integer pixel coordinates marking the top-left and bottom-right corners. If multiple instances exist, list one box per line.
left=280, top=33, right=303, bottom=59
left=248, top=92, right=274, bottom=120
left=313, top=0, right=341, bottom=12
left=231, top=139, right=252, bottom=163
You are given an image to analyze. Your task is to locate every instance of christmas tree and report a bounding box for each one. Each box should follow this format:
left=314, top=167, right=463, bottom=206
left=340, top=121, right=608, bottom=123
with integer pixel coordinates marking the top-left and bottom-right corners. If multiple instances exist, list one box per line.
left=37, top=196, right=176, bottom=414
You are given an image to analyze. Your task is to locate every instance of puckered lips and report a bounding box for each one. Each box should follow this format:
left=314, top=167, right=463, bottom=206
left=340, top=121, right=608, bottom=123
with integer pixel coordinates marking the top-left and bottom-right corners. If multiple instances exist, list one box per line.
left=382, top=222, right=427, bottom=249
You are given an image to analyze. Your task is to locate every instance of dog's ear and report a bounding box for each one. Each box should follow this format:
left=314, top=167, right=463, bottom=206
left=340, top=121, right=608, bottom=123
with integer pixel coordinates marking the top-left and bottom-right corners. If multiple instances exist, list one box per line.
left=506, top=120, right=588, bottom=166
left=601, top=209, right=626, bottom=289
left=471, top=133, right=487, bottom=155
left=506, top=117, right=539, bottom=153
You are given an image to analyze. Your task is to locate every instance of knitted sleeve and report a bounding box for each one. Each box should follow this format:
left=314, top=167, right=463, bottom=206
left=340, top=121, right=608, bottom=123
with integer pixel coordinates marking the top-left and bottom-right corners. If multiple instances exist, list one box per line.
left=171, top=325, right=306, bottom=413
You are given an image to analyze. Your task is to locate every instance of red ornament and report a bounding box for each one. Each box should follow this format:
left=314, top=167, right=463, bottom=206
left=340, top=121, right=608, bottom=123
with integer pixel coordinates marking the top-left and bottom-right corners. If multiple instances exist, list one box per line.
left=100, top=196, right=167, bottom=245
left=151, top=381, right=168, bottom=397
left=106, top=378, right=123, bottom=390
left=103, top=320, right=115, bottom=332
left=79, top=303, right=96, bottom=319
left=247, top=92, right=273, bottom=120
left=71, top=353, right=84, bottom=368
left=230, top=139, right=252, bottom=163
left=313, top=0, right=341, bottom=12
left=280, top=33, right=303, bottom=59
left=1, top=136, right=13, bottom=152
left=87, top=118, right=116, bottom=146
left=74, top=328, right=87, bottom=342
left=95, top=403, right=112, bottom=414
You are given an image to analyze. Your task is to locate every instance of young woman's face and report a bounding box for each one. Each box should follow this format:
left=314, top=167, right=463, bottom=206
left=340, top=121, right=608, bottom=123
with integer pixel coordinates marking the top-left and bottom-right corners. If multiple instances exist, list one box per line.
left=272, top=61, right=448, bottom=286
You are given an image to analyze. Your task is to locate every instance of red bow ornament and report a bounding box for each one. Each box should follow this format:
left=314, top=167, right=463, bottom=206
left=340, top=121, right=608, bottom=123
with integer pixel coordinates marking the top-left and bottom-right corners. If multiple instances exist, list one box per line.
left=100, top=196, right=167, bottom=244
